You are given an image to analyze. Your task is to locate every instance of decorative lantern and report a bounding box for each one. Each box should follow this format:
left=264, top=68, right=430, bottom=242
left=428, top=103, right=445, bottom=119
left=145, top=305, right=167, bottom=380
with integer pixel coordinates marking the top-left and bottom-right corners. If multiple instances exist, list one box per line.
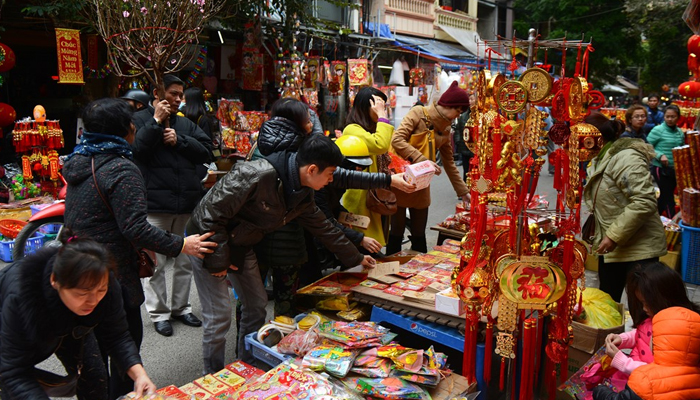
left=680, top=81, right=700, bottom=98
left=0, top=102, right=16, bottom=127
left=0, top=43, right=16, bottom=73
left=688, top=35, right=700, bottom=57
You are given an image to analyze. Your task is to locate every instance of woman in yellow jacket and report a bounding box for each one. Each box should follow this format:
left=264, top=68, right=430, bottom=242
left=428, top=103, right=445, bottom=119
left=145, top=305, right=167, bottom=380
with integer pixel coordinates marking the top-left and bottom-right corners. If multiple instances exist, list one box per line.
left=387, top=82, right=471, bottom=253
left=341, top=87, right=393, bottom=247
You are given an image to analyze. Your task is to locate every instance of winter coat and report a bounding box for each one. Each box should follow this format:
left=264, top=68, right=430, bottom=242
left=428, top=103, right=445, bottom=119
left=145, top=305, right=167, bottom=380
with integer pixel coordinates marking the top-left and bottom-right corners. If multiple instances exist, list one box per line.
left=647, top=123, right=685, bottom=168
left=63, top=154, right=184, bottom=308
left=643, top=107, right=664, bottom=133
left=0, top=248, right=142, bottom=399
left=187, top=151, right=364, bottom=274
left=132, top=106, right=213, bottom=214
left=391, top=103, right=469, bottom=209
left=610, top=318, right=653, bottom=376
left=583, top=138, right=667, bottom=263
left=341, top=121, right=395, bottom=246
left=593, top=307, right=700, bottom=400
left=620, top=127, right=648, bottom=143
left=257, top=117, right=307, bottom=156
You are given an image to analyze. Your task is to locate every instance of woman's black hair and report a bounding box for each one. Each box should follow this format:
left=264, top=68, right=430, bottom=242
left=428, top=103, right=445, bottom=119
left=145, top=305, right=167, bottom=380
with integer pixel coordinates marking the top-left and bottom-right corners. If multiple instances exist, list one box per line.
left=346, top=87, right=387, bottom=133
left=183, top=87, right=207, bottom=124
left=270, top=98, right=310, bottom=131
left=83, top=98, right=134, bottom=138
left=626, top=261, right=700, bottom=327
left=663, top=104, right=681, bottom=117
left=584, top=112, right=625, bottom=143
left=53, top=231, right=115, bottom=290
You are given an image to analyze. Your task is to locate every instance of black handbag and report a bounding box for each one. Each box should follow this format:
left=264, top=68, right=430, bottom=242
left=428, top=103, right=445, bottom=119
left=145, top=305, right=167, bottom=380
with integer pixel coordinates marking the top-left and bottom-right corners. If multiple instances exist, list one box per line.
left=92, top=157, right=157, bottom=278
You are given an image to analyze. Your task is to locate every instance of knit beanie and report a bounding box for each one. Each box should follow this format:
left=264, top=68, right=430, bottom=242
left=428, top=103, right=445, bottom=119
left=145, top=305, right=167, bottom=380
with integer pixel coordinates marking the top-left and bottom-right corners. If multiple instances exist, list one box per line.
left=438, top=81, right=470, bottom=109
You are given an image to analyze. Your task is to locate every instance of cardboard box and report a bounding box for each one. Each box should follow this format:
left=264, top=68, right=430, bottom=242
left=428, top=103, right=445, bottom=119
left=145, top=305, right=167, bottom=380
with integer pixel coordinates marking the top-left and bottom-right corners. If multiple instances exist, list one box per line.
left=660, top=249, right=680, bottom=271
left=404, top=160, right=436, bottom=190
left=435, top=288, right=466, bottom=317
left=539, top=347, right=592, bottom=400
left=295, top=272, right=367, bottom=311
left=570, top=303, right=625, bottom=354
left=585, top=254, right=598, bottom=272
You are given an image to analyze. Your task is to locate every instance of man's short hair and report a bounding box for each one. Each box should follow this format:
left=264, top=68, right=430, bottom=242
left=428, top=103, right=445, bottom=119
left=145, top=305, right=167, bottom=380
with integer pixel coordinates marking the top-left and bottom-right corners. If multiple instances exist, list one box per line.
left=163, top=74, right=185, bottom=90
left=297, top=135, right=344, bottom=172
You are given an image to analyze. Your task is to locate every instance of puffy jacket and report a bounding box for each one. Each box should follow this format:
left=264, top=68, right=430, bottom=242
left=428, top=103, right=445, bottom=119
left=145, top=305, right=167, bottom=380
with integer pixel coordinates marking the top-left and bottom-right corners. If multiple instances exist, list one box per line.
left=391, top=103, right=469, bottom=209
left=647, top=123, right=685, bottom=168
left=132, top=106, right=213, bottom=214
left=594, top=307, right=700, bottom=400
left=257, top=117, right=307, bottom=156
left=643, top=107, right=665, bottom=133
left=583, top=138, right=666, bottom=263
left=64, top=154, right=184, bottom=307
left=0, top=248, right=141, bottom=399
left=187, top=151, right=364, bottom=274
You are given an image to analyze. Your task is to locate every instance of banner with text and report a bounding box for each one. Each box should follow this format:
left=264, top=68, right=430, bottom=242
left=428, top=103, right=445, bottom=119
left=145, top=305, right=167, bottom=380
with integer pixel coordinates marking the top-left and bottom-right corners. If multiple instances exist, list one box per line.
left=55, top=28, right=84, bottom=84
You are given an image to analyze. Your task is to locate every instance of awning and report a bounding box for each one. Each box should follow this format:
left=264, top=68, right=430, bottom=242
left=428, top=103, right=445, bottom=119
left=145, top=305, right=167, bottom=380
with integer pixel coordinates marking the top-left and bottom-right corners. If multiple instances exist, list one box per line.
left=392, top=33, right=481, bottom=66
left=437, top=24, right=507, bottom=60
left=616, top=75, right=639, bottom=91
left=601, top=84, right=629, bottom=94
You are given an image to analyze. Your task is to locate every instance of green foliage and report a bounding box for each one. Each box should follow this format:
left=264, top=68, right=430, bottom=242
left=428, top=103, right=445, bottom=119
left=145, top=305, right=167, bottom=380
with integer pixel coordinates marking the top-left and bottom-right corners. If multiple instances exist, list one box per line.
left=513, top=0, right=640, bottom=88
left=20, top=0, right=89, bottom=23
left=625, top=0, right=690, bottom=93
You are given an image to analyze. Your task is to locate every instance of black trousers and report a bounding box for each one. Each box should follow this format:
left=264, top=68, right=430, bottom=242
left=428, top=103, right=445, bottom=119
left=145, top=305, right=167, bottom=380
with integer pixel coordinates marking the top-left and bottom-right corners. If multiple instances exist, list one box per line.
left=598, top=256, right=659, bottom=302
left=390, top=207, right=429, bottom=252
left=100, top=302, right=143, bottom=400
left=651, top=165, right=677, bottom=218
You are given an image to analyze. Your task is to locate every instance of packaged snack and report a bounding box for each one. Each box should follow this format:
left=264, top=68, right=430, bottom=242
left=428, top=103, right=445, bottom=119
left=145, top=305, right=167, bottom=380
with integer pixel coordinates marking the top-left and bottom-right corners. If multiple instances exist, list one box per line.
left=302, top=344, right=359, bottom=377
left=277, top=328, right=322, bottom=357
left=348, top=376, right=433, bottom=399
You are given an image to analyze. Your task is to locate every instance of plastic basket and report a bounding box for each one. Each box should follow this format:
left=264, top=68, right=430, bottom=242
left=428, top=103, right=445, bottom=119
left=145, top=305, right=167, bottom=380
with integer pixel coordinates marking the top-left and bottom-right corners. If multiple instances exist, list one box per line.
left=0, top=233, right=45, bottom=262
left=0, top=219, right=27, bottom=239
left=681, top=221, right=700, bottom=285
left=243, top=332, right=292, bottom=368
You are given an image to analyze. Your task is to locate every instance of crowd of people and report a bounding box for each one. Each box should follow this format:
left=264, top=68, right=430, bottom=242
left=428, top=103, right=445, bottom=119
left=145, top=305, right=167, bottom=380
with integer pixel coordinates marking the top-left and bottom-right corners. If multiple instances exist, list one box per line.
left=0, top=75, right=698, bottom=400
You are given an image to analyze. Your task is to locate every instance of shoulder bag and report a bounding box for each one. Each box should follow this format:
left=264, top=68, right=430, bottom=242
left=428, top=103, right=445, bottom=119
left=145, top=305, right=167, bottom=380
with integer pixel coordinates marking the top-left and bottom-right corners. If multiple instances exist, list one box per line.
left=407, top=106, right=436, bottom=162
left=366, top=152, right=397, bottom=215
left=91, top=157, right=157, bottom=278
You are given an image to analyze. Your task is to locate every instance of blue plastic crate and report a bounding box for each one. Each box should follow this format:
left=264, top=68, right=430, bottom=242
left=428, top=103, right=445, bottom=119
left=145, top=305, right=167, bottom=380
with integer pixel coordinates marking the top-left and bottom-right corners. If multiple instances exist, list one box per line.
left=681, top=221, right=700, bottom=284
left=39, top=224, right=62, bottom=234
left=370, top=306, right=464, bottom=351
left=243, top=332, right=293, bottom=368
left=0, top=233, right=45, bottom=262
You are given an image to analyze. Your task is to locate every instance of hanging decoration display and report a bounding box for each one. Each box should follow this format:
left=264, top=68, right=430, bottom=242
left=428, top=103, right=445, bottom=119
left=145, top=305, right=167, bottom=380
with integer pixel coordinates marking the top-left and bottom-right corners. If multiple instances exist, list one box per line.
left=86, top=34, right=99, bottom=70
left=303, top=89, right=319, bottom=108
left=242, top=50, right=263, bottom=91
left=84, top=61, right=113, bottom=80
left=55, top=28, right=84, bottom=84
left=186, top=47, right=208, bottom=85
left=330, top=61, right=346, bottom=96
left=348, top=86, right=358, bottom=108
left=0, top=103, right=16, bottom=127
left=305, top=57, right=320, bottom=89
left=450, top=36, right=606, bottom=399
left=348, top=59, right=370, bottom=86
left=0, top=43, right=16, bottom=73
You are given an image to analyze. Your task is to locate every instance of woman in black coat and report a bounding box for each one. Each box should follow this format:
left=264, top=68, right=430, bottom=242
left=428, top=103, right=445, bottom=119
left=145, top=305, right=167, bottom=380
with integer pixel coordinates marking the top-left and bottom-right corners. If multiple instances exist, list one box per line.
left=63, top=98, right=215, bottom=398
left=0, top=238, right=155, bottom=399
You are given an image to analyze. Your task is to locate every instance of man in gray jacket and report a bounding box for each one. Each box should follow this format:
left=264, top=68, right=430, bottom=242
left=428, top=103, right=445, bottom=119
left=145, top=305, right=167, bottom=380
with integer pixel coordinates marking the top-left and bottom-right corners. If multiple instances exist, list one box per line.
left=187, top=135, right=374, bottom=372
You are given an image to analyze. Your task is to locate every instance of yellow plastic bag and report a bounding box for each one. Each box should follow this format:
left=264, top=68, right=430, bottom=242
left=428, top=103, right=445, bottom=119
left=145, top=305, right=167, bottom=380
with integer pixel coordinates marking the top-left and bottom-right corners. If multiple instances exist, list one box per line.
left=576, top=288, right=622, bottom=329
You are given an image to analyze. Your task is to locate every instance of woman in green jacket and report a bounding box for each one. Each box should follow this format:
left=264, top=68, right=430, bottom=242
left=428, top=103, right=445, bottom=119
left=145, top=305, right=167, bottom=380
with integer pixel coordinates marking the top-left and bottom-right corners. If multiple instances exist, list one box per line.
left=647, top=105, right=685, bottom=218
left=583, top=113, right=667, bottom=302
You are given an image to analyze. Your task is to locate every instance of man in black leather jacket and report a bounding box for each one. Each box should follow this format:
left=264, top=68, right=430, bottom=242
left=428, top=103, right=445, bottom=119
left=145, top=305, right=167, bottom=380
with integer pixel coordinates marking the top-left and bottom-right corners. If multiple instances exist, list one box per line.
left=186, top=135, right=375, bottom=372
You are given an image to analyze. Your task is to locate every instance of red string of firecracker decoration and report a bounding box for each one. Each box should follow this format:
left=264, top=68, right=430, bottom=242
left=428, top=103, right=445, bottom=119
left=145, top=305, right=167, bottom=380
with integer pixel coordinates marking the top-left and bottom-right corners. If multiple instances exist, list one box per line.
left=186, top=46, right=207, bottom=85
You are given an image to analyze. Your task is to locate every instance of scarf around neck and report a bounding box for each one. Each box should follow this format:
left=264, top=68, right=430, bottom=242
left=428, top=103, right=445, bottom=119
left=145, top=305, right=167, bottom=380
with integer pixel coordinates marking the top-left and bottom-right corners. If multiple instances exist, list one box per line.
left=66, top=131, right=133, bottom=161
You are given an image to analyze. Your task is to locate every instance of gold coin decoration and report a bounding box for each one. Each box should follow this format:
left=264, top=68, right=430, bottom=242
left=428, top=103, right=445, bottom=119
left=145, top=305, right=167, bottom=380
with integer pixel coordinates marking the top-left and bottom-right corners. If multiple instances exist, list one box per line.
left=496, top=80, right=528, bottom=114
left=568, top=78, right=584, bottom=122
left=519, top=67, right=553, bottom=103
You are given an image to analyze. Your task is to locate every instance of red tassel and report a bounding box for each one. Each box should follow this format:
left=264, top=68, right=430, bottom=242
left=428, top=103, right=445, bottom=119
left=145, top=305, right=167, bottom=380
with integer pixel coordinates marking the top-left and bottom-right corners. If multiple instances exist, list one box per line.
left=533, top=317, right=544, bottom=394
left=499, top=358, right=506, bottom=391
left=484, top=322, right=494, bottom=384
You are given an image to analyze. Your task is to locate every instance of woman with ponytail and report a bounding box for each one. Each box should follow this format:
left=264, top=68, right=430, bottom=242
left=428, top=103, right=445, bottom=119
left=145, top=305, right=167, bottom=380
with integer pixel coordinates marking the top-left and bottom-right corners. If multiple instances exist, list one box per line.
left=582, top=112, right=667, bottom=302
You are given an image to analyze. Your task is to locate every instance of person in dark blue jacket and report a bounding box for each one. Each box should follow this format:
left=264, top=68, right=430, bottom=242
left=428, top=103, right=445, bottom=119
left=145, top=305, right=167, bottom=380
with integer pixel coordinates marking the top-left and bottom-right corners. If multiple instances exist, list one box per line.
left=643, top=93, right=664, bottom=132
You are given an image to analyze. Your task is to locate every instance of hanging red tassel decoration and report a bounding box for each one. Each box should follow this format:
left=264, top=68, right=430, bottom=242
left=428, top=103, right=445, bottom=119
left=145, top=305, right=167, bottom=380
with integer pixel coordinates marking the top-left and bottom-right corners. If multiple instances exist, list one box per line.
left=499, top=358, right=506, bottom=391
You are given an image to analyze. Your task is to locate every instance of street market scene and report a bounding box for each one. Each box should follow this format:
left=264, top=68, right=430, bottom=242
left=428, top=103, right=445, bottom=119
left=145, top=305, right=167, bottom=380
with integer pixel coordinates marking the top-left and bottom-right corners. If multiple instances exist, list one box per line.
left=0, top=0, right=700, bottom=399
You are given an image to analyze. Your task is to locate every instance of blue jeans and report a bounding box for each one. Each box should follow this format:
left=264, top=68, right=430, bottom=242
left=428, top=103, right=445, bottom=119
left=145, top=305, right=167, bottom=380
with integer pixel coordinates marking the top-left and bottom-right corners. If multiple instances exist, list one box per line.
left=190, top=249, right=267, bottom=373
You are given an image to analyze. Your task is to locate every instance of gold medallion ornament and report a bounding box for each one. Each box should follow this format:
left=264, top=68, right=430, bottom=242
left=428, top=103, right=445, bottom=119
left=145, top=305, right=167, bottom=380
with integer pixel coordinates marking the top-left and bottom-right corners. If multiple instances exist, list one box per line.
left=524, top=107, right=547, bottom=150
left=568, top=78, right=584, bottom=122
left=497, top=80, right=528, bottom=114
left=488, top=73, right=507, bottom=104
left=519, top=67, right=553, bottom=103
left=499, top=256, right=567, bottom=310
left=478, top=70, right=492, bottom=110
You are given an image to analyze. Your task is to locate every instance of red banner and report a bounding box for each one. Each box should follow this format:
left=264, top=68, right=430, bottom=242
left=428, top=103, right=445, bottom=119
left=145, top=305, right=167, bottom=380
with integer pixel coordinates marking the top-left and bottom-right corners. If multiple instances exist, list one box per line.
left=55, top=28, right=84, bottom=84
left=86, top=34, right=99, bottom=70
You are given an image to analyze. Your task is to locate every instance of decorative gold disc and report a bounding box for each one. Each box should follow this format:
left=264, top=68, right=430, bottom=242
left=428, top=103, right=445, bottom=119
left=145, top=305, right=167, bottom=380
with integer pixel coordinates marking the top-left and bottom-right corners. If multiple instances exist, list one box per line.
left=519, top=67, right=553, bottom=103
left=496, top=80, right=528, bottom=114
left=568, top=78, right=583, bottom=122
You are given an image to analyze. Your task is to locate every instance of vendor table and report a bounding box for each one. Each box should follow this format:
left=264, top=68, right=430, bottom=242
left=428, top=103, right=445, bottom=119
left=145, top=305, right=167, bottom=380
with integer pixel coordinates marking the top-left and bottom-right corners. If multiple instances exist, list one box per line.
left=352, top=285, right=466, bottom=331
left=430, top=225, right=466, bottom=246
left=429, top=372, right=476, bottom=399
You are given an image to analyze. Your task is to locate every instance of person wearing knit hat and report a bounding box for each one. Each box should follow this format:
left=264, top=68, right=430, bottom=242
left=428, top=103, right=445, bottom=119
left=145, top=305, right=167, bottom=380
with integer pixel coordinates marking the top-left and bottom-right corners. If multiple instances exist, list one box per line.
left=386, top=82, right=471, bottom=255
left=438, top=81, right=471, bottom=109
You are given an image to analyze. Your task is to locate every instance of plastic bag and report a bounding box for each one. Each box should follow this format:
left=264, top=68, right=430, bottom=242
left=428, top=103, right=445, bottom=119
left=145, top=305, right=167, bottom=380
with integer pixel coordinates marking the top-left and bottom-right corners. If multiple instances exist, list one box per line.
left=576, top=288, right=622, bottom=329
left=277, top=328, right=322, bottom=357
